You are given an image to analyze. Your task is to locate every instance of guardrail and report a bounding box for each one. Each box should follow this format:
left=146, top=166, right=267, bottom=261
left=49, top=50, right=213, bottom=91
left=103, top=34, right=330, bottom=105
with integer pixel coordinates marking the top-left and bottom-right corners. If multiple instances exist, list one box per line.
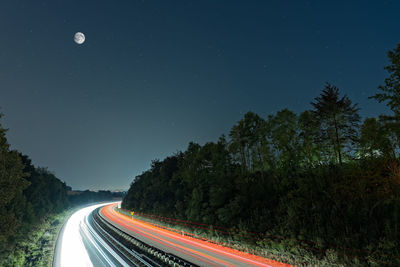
left=92, top=207, right=198, bottom=267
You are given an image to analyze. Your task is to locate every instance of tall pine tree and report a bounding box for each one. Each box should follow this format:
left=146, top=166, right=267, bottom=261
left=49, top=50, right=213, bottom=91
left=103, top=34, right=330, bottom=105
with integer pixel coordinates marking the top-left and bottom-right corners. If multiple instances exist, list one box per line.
left=311, top=83, right=360, bottom=165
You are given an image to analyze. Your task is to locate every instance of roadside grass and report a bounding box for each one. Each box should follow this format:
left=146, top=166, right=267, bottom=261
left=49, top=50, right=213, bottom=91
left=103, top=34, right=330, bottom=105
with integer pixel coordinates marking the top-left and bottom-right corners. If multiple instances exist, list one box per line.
left=0, top=208, right=75, bottom=267
left=116, top=208, right=390, bottom=266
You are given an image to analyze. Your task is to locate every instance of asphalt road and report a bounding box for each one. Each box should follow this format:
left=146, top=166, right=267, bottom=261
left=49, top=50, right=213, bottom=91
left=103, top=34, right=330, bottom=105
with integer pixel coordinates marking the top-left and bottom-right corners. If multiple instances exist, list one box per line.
left=53, top=203, right=132, bottom=267
left=52, top=202, right=290, bottom=267
left=100, top=203, right=290, bottom=267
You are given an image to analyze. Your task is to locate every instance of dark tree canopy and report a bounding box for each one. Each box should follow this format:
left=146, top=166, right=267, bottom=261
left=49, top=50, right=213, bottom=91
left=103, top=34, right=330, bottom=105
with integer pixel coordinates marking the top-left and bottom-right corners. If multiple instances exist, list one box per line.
left=123, top=43, right=400, bottom=262
left=311, top=83, right=360, bottom=165
left=358, top=117, right=395, bottom=159
left=123, top=76, right=400, bottom=265
left=370, top=43, right=400, bottom=155
left=0, top=114, right=28, bottom=244
left=371, top=43, right=400, bottom=118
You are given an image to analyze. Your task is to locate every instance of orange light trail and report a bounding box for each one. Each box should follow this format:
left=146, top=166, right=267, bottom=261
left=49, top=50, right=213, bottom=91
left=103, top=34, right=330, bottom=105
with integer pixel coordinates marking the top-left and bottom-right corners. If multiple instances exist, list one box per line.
left=101, top=203, right=292, bottom=267
left=103, top=207, right=228, bottom=266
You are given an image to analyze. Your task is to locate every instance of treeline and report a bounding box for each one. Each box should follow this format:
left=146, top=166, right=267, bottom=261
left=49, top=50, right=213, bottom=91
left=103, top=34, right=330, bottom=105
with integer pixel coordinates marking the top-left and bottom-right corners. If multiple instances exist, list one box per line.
left=0, top=114, right=122, bottom=264
left=0, top=122, right=69, bottom=249
left=123, top=44, right=400, bottom=263
left=69, top=190, right=125, bottom=205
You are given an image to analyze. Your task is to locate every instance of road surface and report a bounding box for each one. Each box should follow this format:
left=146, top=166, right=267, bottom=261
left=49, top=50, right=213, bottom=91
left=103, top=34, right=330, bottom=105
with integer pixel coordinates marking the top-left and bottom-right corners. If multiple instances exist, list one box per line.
left=100, top=203, right=290, bottom=267
left=53, top=203, right=132, bottom=267
left=53, top=202, right=290, bottom=267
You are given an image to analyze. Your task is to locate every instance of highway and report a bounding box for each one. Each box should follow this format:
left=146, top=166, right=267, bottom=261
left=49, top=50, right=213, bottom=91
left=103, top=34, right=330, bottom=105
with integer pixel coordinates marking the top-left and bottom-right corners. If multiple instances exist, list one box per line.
left=53, top=202, right=289, bottom=267
left=100, top=203, right=290, bottom=267
left=53, top=203, right=134, bottom=267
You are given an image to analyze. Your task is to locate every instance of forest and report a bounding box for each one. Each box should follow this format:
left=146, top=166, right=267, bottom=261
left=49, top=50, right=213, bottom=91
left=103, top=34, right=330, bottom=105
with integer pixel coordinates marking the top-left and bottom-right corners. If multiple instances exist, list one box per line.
left=123, top=43, right=400, bottom=264
left=0, top=116, right=121, bottom=265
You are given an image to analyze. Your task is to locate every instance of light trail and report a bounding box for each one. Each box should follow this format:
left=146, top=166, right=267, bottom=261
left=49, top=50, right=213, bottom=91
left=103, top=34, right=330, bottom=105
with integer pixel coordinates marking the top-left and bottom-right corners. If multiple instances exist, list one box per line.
left=53, top=202, right=291, bottom=267
left=54, top=203, right=130, bottom=267
left=101, top=203, right=292, bottom=267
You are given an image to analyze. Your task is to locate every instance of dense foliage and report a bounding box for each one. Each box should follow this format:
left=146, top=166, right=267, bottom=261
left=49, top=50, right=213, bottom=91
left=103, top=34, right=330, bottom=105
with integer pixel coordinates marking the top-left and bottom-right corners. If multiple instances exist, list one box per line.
left=0, top=113, right=122, bottom=265
left=0, top=114, right=70, bottom=264
left=0, top=119, right=68, bottom=245
left=123, top=44, right=400, bottom=263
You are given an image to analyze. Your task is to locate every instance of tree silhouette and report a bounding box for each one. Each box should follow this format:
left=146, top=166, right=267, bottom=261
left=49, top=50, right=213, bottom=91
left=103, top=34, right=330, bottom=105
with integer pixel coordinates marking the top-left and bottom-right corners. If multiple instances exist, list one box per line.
left=358, top=118, right=395, bottom=159
left=0, top=114, right=28, bottom=244
left=311, top=83, right=360, bottom=165
left=370, top=43, right=400, bottom=156
left=371, top=43, right=400, bottom=119
left=229, top=111, right=266, bottom=173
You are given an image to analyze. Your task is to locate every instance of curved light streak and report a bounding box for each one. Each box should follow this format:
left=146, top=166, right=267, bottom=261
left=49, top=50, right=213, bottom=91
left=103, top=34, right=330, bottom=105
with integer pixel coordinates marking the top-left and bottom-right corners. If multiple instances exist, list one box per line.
left=102, top=203, right=291, bottom=267
left=57, top=203, right=129, bottom=267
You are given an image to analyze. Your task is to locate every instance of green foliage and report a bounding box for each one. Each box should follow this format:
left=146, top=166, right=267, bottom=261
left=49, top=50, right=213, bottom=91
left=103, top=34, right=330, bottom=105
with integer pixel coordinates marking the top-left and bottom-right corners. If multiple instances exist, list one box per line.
left=0, top=114, right=29, bottom=244
left=0, top=209, right=73, bottom=267
left=370, top=43, right=400, bottom=157
left=358, top=118, right=395, bottom=159
left=0, top=114, right=70, bottom=264
left=371, top=43, right=400, bottom=118
left=298, top=110, right=322, bottom=167
left=229, top=111, right=267, bottom=172
left=123, top=71, right=400, bottom=264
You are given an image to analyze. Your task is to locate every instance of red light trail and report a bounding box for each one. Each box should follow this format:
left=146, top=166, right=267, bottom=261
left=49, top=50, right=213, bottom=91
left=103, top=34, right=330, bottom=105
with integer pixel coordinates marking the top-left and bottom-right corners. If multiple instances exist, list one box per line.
left=101, top=203, right=292, bottom=267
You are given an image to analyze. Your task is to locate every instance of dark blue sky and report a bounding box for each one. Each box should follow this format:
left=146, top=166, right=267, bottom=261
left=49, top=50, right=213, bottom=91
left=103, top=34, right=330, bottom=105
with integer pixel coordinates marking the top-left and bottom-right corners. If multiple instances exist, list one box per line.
left=0, top=0, right=398, bottom=190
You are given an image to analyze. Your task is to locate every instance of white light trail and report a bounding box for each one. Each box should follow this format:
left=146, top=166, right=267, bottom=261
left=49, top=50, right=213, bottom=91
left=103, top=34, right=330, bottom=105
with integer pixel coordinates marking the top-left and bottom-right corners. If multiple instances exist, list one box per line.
left=58, top=203, right=128, bottom=267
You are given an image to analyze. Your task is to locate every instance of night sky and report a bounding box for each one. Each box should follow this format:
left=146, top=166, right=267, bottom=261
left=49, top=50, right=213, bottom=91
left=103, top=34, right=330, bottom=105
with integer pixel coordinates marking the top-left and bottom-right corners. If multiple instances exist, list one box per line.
left=1, top=1, right=399, bottom=190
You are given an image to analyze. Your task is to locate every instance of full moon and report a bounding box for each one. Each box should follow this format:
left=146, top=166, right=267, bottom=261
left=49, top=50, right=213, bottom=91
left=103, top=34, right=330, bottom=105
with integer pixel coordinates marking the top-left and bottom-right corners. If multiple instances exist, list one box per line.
left=74, top=32, right=85, bottom=44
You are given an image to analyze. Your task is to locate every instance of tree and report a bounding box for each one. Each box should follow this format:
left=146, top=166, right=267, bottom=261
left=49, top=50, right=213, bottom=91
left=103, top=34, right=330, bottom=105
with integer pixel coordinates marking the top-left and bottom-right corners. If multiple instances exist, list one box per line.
left=311, top=83, right=360, bottom=165
left=267, top=109, right=300, bottom=168
left=0, top=114, right=28, bottom=244
left=229, top=112, right=267, bottom=173
left=371, top=43, right=400, bottom=119
left=370, top=43, right=400, bottom=155
left=358, top=118, right=395, bottom=159
left=298, top=110, right=322, bottom=167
